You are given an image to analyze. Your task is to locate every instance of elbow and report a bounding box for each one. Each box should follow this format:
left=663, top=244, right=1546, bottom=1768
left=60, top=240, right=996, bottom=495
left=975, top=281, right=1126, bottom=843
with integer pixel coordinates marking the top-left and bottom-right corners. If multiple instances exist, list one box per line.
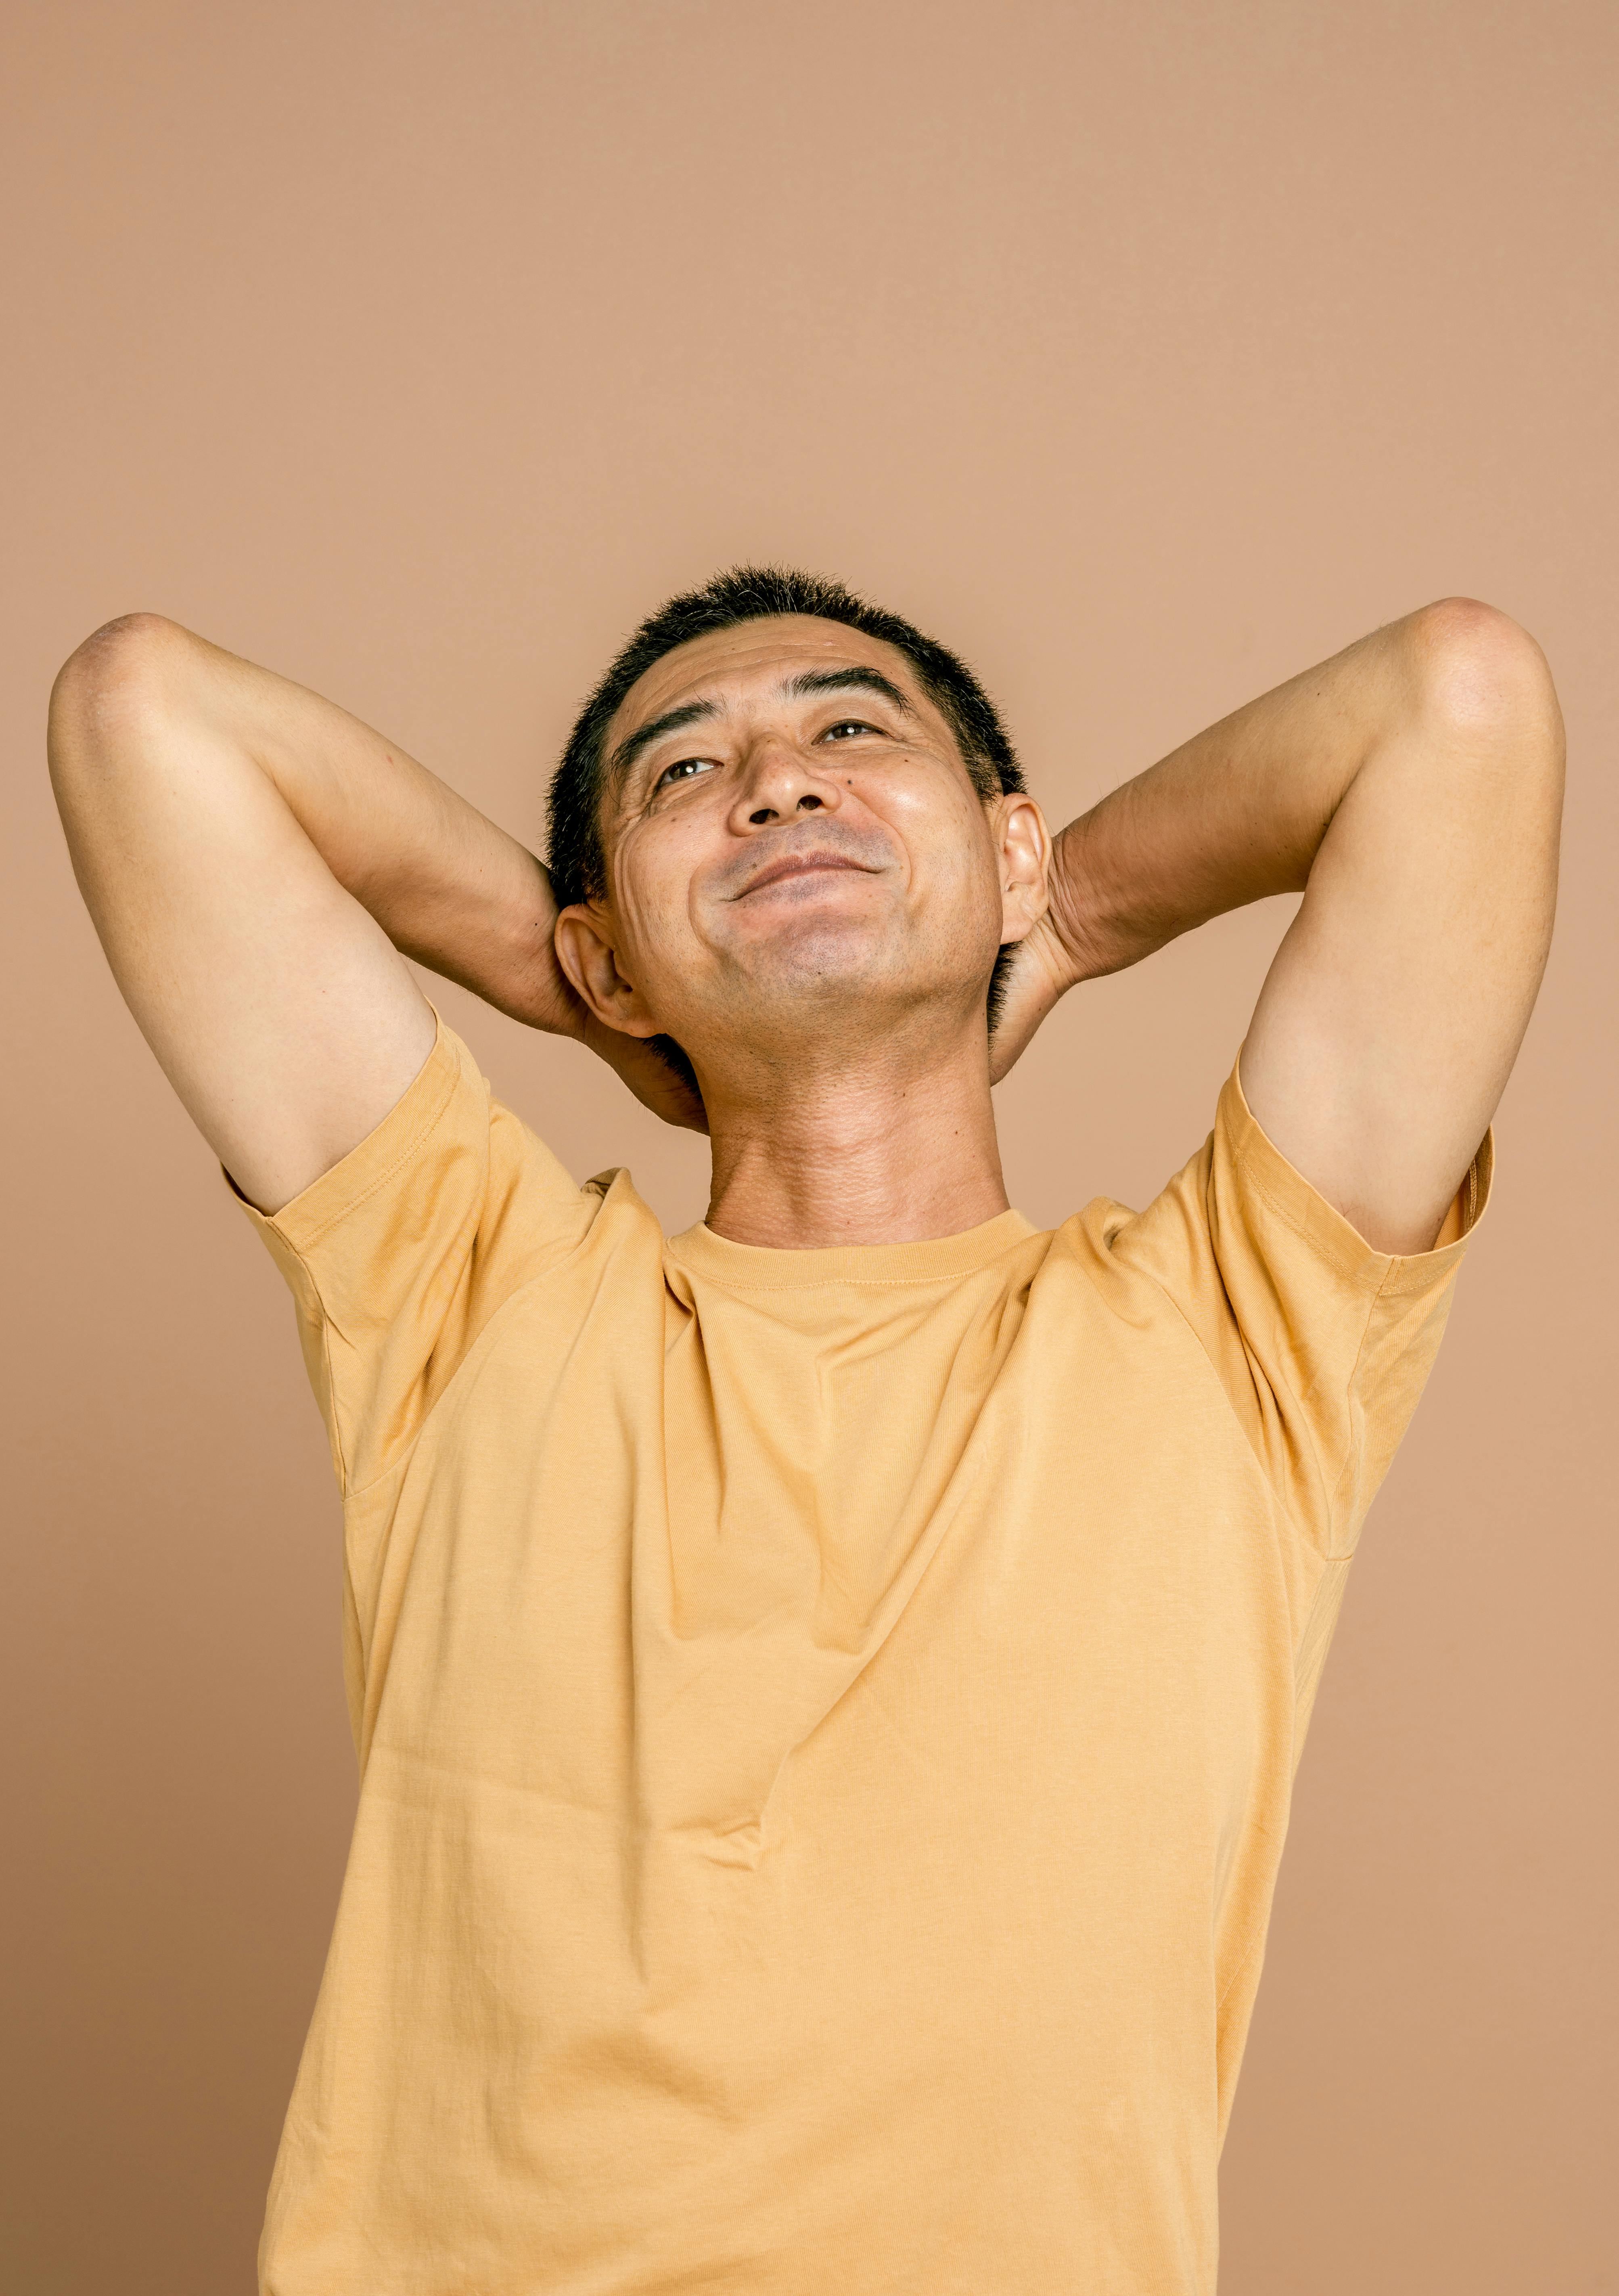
left=49, top=613, right=195, bottom=771
left=1404, top=597, right=1565, bottom=780
left=53, top=610, right=189, bottom=705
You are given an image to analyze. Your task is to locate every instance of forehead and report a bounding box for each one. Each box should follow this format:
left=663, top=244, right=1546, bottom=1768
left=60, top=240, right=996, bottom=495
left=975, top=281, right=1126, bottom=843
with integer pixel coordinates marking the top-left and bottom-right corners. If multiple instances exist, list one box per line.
left=605, top=616, right=934, bottom=757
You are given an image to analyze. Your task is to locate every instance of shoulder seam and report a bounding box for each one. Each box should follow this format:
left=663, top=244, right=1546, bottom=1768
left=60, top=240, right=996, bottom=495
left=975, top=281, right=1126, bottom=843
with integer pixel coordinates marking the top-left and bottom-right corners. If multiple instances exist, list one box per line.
left=1104, top=1246, right=1285, bottom=1498
left=337, top=1202, right=621, bottom=1504
left=1103, top=1214, right=1368, bottom=1563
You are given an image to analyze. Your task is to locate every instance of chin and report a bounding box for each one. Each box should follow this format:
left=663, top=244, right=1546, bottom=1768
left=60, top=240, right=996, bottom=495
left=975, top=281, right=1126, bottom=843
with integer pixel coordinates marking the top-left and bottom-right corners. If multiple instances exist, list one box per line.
left=745, top=915, right=899, bottom=997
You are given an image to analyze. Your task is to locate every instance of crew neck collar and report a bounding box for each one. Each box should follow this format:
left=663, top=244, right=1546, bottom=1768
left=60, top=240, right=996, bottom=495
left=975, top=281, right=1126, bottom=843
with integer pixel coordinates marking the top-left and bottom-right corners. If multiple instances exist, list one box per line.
left=666, top=1205, right=1038, bottom=1290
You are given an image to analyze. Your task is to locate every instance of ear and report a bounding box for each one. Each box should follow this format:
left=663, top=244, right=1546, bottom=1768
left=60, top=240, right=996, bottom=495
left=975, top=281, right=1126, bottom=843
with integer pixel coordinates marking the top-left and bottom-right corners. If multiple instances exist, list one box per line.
left=992, top=794, right=1052, bottom=945
left=553, top=904, right=663, bottom=1040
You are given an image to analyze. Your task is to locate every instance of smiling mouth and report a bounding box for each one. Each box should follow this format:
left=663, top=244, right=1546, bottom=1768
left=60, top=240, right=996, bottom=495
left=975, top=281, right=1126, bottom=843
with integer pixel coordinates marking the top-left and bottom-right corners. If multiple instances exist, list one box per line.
left=734, top=854, right=877, bottom=899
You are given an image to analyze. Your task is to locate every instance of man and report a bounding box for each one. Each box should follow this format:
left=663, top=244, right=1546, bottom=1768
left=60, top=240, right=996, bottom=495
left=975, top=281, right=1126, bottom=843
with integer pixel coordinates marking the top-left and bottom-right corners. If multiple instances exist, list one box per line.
left=48, top=567, right=1561, bottom=2293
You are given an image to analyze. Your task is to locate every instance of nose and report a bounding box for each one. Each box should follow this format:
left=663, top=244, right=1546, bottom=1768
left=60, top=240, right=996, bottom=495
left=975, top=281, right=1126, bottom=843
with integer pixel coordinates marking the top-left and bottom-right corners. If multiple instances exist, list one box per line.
left=727, top=736, right=845, bottom=832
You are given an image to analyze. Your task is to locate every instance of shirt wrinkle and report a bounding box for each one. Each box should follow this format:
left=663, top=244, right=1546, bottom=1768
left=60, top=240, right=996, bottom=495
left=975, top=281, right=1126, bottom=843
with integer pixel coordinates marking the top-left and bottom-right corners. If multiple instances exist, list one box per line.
left=233, top=1017, right=1487, bottom=2296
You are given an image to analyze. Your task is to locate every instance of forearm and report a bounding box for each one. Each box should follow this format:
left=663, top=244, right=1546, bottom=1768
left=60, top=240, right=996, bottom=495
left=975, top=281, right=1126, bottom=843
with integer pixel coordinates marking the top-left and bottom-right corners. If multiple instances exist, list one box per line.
left=1047, top=613, right=1427, bottom=985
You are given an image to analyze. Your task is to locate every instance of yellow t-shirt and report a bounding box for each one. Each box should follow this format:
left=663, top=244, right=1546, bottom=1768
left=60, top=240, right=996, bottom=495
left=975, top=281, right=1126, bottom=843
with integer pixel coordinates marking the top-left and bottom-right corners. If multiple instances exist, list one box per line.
left=234, top=1011, right=1490, bottom=2296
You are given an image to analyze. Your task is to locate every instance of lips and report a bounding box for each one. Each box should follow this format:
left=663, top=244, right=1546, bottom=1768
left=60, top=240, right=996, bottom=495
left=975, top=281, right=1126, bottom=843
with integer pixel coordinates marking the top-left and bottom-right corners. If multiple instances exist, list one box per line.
left=733, top=853, right=876, bottom=899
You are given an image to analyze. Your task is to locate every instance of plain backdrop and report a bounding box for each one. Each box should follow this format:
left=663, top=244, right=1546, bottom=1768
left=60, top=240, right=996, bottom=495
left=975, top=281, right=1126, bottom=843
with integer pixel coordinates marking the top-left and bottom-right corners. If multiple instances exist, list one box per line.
left=2, top=3, right=1614, bottom=2290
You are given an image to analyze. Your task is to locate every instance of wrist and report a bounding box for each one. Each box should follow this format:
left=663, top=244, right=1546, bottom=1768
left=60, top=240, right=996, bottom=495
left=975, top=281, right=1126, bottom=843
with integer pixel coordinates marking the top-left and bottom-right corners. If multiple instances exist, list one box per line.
left=470, top=854, right=585, bottom=1039
left=1044, top=812, right=1126, bottom=986
left=507, top=923, right=590, bottom=1038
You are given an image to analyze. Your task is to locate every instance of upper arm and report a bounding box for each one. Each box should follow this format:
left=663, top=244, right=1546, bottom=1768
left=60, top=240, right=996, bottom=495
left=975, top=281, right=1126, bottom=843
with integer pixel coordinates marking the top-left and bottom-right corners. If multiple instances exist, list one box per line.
left=48, top=615, right=436, bottom=1215
left=1239, top=599, right=1563, bottom=1253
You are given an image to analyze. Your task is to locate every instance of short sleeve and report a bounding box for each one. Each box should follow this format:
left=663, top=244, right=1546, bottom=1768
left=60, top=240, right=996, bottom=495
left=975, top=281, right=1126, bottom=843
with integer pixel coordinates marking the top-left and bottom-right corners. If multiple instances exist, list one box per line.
left=1107, top=1058, right=1493, bottom=1561
left=227, top=1008, right=601, bottom=1496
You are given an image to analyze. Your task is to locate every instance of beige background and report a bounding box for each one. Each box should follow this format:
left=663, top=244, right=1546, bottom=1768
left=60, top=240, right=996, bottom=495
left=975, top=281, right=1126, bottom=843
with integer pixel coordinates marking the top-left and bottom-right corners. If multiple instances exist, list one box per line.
left=3, top=2, right=1614, bottom=2288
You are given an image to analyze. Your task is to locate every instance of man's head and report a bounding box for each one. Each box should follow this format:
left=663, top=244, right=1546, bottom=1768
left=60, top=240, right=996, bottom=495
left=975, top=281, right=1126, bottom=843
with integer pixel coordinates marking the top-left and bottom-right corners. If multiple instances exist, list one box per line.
left=547, top=568, right=1049, bottom=1098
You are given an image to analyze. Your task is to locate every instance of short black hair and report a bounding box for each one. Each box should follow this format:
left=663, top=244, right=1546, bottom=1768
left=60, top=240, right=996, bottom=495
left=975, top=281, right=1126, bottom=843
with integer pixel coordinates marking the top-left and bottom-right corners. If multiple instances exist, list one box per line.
left=546, top=566, right=1029, bottom=1087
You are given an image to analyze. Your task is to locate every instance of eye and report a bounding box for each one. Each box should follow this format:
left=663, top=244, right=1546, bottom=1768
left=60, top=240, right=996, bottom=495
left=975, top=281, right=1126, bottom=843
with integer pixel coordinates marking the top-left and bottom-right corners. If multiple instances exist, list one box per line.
left=652, top=756, right=720, bottom=794
left=818, top=717, right=881, bottom=742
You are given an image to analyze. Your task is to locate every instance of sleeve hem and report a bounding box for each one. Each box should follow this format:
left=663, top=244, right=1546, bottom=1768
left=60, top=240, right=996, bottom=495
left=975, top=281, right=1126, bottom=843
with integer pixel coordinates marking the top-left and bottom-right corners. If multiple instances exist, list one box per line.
left=221, top=1003, right=466, bottom=1257
left=1223, top=1056, right=1494, bottom=1294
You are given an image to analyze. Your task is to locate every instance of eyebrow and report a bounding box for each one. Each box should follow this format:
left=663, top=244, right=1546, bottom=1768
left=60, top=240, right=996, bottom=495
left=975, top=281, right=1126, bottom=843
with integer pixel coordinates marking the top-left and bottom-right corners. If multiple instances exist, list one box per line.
left=608, top=665, right=920, bottom=791
left=783, top=666, right=918, bottom=716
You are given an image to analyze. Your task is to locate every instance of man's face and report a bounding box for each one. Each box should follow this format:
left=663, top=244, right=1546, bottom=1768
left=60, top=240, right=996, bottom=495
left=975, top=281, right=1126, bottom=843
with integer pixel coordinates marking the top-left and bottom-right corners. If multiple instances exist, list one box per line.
left=555, top=616, right=1047, bottom=1075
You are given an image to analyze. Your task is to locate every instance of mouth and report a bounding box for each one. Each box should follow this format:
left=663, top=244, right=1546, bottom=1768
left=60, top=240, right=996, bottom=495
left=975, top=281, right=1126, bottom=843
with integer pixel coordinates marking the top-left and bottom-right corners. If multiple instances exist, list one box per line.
left=732, top=853, right=879, bottom=900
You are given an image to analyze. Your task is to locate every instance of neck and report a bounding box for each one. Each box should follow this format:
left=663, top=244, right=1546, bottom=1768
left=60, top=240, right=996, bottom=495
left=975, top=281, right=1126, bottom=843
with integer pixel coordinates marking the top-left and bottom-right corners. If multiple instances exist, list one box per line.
left=697, top=1016, right=1010, bottom=1250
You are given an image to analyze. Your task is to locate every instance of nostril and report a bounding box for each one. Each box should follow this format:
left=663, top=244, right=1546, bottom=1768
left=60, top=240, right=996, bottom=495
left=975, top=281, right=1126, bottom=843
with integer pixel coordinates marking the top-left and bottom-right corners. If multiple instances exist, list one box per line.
left=749, top=808, right=775, bottom=825
left=799, top=794, right=823, bottom=811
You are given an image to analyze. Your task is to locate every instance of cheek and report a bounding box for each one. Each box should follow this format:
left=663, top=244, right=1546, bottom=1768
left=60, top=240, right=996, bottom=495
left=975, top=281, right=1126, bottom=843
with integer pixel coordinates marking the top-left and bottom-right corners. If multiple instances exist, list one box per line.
left=610, top=820, right=705, bottom=978
left=875, top=760, right=986, bottom=849
left=885, top=784, right=1004, bottom=927
left=939, top=855, right=1013, bottom=956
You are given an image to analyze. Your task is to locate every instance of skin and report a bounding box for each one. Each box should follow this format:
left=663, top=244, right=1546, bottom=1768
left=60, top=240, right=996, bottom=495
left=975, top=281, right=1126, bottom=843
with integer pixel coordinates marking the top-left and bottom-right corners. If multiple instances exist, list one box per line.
left=553, top=620, right=1051, bottom=1243
left=47, top=599, right=1562, bottom=1253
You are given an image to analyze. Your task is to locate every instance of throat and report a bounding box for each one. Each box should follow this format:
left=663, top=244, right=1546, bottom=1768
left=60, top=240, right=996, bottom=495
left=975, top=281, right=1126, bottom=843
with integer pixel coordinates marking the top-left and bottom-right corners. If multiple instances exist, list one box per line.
left=701, top=1037, right=1009, bottom=1250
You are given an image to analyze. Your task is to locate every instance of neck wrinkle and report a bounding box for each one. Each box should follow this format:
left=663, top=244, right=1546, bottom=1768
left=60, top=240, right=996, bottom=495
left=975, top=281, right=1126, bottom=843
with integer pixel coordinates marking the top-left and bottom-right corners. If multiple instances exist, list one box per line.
left=699, top=1022, right=1009, bottom=1251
